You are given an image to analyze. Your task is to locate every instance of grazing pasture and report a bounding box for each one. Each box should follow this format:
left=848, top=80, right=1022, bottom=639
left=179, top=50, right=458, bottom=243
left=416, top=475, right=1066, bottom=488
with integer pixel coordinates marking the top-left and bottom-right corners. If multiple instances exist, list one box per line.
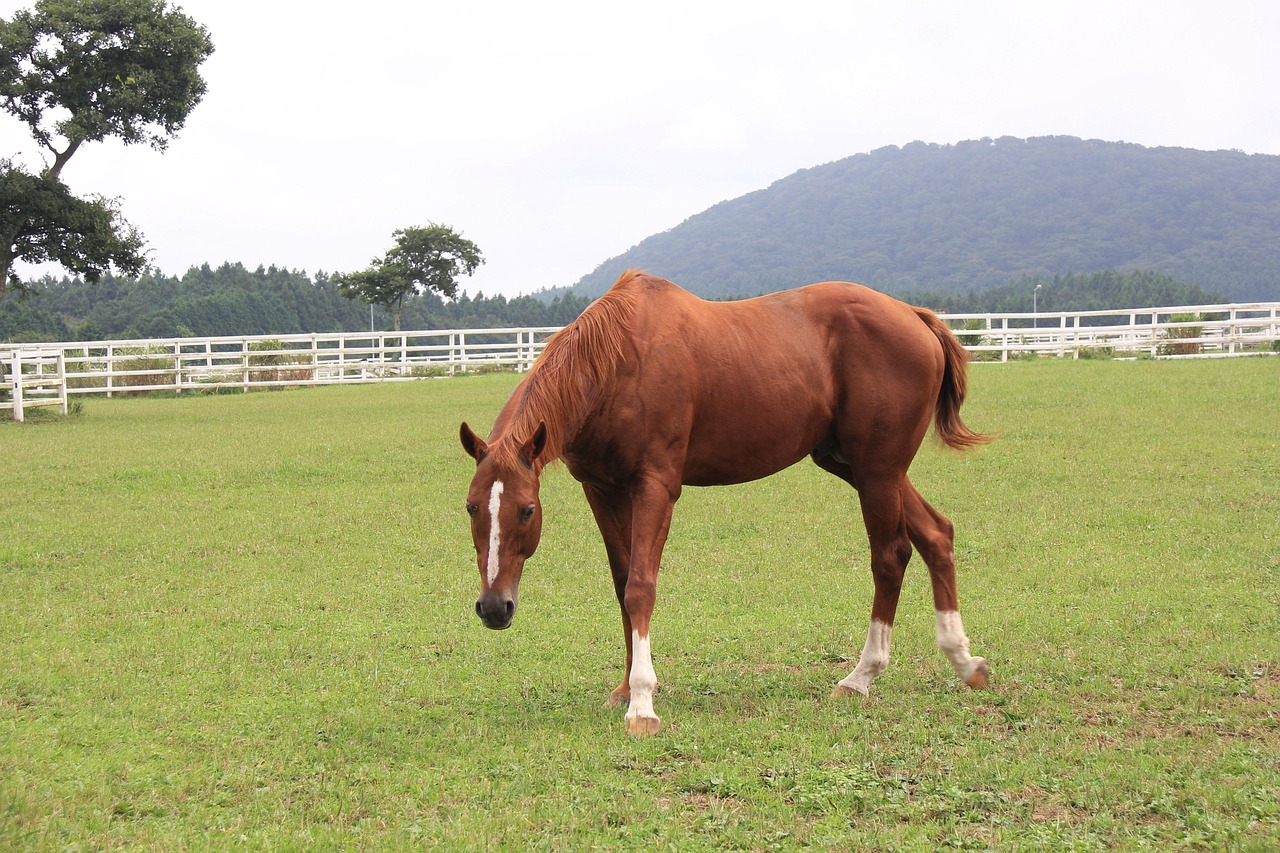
left=2, top=358, right=1277, bottom=849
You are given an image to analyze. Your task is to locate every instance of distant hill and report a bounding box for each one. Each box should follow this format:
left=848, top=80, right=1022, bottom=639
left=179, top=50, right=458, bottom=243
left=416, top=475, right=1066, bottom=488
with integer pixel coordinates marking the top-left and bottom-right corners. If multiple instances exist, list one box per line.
left=570, top=136, right=1280, bottom=302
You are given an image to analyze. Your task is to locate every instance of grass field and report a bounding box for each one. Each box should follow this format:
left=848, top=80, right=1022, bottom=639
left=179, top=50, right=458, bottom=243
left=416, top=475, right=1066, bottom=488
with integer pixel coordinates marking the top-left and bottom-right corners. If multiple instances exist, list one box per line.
left=2, top=358, right=1278, bottom=850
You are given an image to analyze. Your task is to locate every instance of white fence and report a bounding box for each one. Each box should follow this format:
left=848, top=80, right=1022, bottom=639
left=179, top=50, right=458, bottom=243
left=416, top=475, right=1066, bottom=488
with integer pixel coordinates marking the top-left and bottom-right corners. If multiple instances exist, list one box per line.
left=946, top=302, right=1280, bottom=362
left=1, top=348, right=69, bottom=422
left=3, top=303, right=1278, bottom=421
left=1, top=327, right=557, bottom=420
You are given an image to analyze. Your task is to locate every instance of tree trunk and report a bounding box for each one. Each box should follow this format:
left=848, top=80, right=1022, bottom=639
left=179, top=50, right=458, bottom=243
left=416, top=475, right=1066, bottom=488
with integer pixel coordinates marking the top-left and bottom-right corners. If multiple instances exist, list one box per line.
left=0, top=242, right=16, bottom=297
left=392, top=293, right=405, bottom=331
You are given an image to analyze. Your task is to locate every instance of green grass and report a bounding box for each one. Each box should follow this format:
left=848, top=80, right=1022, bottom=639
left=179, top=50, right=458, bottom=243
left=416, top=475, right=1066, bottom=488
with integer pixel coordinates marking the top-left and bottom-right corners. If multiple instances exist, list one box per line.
left=2, top=359, right=1278, bottom=850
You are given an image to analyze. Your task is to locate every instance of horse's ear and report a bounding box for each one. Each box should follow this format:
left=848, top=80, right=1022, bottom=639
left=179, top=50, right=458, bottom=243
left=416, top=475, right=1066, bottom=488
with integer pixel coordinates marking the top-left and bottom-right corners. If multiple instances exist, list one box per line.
left=460, top=422, right=487, bottom=461
left=519, top=421, right=548, bottom=468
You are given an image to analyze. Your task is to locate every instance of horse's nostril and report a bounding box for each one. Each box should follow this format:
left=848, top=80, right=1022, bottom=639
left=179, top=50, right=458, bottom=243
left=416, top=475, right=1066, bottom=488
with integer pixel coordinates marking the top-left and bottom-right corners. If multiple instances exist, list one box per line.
left=475, top=594, right=515, bottom=629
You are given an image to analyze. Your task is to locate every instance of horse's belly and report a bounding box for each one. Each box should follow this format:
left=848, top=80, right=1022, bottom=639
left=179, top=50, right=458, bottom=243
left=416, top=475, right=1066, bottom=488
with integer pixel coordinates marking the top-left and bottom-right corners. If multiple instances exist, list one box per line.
left=681, top=454, right=809, bottom=487
left=681, top=400, right=829, bottom=486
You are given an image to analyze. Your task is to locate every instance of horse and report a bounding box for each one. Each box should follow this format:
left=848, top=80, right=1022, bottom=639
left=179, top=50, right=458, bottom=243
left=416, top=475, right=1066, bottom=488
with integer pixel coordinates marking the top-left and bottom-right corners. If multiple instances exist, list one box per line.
left=459, top=270, right=991, bottom=736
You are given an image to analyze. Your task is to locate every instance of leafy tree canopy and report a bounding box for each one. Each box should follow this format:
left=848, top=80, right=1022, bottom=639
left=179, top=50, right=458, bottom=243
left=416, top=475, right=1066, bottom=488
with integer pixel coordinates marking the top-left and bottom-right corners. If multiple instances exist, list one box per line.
left=0, top=158, right=145, bottom=293
left=338, top=224, right=483, bottom=330
left=0, top=0, right=213, bottom=296
left=0, top=0, right=214, bottom=175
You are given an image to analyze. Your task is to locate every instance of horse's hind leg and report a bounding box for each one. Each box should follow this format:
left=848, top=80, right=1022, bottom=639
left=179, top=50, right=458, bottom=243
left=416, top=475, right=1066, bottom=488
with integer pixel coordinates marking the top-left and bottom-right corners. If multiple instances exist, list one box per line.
left=814, top=453, right=912, bottom=698
left=903, top=479, right=990, bottom=689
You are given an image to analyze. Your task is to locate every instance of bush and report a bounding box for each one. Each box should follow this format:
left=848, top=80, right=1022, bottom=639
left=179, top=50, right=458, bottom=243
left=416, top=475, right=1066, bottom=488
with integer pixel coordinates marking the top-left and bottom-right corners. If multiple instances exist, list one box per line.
left=1158, top=313, right=1204, bottom=356
left=116, top=346, right=176, bottom=394
left=247, top=340, right=314, bottom=385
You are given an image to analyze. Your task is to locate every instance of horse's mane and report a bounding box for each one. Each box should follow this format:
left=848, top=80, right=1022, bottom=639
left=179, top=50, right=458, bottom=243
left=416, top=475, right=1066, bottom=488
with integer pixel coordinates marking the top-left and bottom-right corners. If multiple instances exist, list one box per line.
left=488, top=270, right=644, bottom=468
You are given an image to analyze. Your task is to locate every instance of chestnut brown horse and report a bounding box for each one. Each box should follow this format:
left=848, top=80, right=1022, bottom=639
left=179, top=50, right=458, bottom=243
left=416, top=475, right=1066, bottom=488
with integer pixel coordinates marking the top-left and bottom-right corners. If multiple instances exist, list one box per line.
left=460, top=271, right=990, bottom=735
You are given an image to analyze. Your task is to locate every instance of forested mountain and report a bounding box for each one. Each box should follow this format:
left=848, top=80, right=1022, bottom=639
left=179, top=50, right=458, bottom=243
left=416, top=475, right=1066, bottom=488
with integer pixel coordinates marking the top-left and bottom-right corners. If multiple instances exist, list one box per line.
left=570, top=136, right=1280, bottom=302
left=0, top=263, right=592, bottom=342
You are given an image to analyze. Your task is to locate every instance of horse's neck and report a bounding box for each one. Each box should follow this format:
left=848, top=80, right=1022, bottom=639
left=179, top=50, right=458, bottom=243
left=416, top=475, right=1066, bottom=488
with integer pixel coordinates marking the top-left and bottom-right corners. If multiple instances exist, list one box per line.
left=494, top=382, right=572, bottom=464
left=497, top=310, right=626, bottom=463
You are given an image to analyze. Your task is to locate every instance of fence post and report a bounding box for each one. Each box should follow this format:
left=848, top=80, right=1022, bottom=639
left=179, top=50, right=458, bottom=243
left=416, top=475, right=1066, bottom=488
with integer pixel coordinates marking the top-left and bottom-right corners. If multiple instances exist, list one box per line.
left=106, top=343, right=115, bottom=398
left=56, top=350, right=68, bottom=415
left=11, top=350, right=25, bottom=422
left=174, top=339, right=183, bottom=394
left=6, top=351, right=20, bottom=422
left=0, top=352, right=8, bottom=419
left=241, top=339, right=250, bottom=391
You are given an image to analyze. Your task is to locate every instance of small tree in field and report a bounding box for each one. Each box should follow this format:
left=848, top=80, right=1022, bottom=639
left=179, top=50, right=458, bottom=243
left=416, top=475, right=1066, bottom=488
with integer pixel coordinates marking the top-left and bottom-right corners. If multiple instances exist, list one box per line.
left=337, top=224, right=483, bottom=331
left=0, top=0, right=214, bottom=298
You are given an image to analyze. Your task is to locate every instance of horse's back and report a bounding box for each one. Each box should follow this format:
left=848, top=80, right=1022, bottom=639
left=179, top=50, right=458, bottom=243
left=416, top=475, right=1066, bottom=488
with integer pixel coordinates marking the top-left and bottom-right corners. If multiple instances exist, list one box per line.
left=599, top=275, right=947, bottom=485
left=609, top=273, right=947, bottom=416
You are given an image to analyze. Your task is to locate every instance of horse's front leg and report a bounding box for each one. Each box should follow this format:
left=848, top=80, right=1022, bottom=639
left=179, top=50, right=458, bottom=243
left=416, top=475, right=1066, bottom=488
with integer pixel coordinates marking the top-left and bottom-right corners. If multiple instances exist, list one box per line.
left=620, top=475, right=680, bottom=736
left=582, top=484, right=635, bottom=708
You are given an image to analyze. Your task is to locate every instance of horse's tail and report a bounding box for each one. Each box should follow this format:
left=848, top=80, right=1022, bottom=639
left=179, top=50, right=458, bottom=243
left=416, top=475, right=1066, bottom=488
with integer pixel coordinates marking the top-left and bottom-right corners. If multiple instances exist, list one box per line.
left=913, top=307, right=993, bottom=450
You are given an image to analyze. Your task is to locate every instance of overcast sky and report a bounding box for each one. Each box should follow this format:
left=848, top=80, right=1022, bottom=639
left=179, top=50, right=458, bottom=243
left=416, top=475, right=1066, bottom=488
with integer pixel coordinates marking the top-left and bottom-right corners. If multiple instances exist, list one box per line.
left=5, top=0, right=1280, bottom=297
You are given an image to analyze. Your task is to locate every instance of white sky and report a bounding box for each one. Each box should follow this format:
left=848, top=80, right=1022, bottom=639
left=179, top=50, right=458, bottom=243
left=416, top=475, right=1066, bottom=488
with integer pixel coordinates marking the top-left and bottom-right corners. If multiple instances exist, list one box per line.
left=5, top=0, right=1280, bottom=297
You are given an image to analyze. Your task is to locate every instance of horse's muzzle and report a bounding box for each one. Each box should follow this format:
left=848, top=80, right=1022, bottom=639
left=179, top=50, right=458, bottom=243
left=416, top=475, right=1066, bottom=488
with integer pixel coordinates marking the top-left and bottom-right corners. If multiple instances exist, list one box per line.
left=475, top=593, right=516, bottom=630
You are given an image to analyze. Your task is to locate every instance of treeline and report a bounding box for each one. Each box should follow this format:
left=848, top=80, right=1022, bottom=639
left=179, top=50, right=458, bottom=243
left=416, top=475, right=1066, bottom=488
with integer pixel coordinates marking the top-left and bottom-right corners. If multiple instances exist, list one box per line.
left=0, top=264, right=1235, bottom=344
left=902, top=270, right=1227, bottom=314
left=0, top=262, right=592, bottom=342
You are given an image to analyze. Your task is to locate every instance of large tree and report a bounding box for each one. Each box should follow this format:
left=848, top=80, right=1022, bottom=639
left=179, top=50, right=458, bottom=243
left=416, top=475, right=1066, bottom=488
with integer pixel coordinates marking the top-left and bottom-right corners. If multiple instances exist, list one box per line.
left=338, top=224, right=484, bottom=331
left=0, top=0, right=214, bottom=297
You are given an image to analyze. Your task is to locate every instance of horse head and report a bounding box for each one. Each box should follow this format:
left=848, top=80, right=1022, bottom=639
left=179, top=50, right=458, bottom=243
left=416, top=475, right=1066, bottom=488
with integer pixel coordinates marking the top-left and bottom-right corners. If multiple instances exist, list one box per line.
left=459, top=421, right=548, bottom=629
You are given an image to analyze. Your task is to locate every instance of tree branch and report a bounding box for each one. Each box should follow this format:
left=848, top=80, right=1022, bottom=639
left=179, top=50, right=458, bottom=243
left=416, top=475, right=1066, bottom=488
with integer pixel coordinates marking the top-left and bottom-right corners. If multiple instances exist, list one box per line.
left=47, top=136, right=84, bottom=180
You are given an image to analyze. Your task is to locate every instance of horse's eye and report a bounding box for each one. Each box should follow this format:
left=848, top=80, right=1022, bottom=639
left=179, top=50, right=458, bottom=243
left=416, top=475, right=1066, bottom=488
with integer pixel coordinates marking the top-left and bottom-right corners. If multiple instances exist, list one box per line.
left=519, top=505, right=536, bottom=523
left=466, top=503, right=479, bottom=518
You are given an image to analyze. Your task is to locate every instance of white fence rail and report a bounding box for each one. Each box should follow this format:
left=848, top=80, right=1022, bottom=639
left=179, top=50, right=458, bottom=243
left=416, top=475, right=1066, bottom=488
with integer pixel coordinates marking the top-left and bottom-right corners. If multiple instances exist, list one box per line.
left=1, top=328, right=557, bottom=419
left=945, top=302, right=1280, bottom=362
left=3, top=303, right=1278, bottom=420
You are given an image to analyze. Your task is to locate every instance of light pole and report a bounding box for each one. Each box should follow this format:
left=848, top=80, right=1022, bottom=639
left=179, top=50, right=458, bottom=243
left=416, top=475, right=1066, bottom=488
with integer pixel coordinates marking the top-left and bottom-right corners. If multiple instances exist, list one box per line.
left=1033, top=284, right=1042, bottom=328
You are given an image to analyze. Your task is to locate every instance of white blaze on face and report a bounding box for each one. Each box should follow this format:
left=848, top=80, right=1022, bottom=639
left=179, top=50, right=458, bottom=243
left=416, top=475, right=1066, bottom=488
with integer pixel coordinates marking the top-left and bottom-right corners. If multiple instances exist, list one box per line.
left=485, top=480, right=504, bottom=586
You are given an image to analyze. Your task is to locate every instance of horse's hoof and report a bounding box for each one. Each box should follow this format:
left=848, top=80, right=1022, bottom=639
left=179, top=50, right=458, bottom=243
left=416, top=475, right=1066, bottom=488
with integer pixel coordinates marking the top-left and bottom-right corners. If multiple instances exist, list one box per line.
left=831, top=681, right=869, bottom=699
left=626, top=714, right=660, bottom=736
left=605, top=690, right=629, bottom=709
left=965, top=658, right=991, bottom=690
